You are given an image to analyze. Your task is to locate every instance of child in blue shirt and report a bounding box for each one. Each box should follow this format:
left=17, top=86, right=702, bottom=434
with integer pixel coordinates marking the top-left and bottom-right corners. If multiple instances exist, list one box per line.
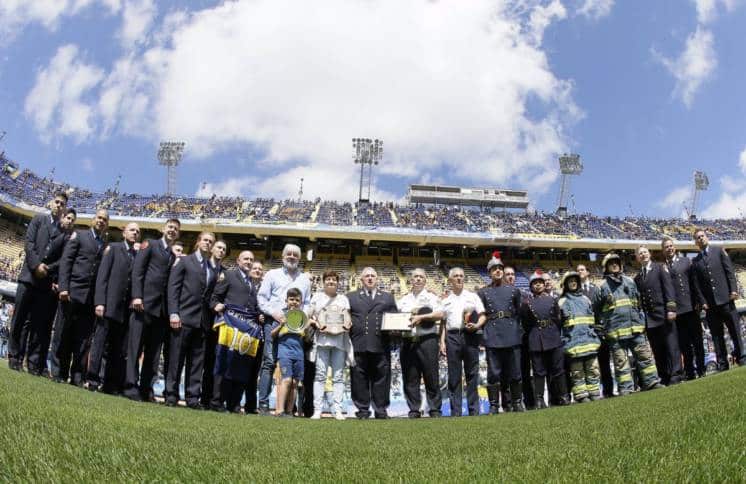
left=271, top=287, right=306, bottom=417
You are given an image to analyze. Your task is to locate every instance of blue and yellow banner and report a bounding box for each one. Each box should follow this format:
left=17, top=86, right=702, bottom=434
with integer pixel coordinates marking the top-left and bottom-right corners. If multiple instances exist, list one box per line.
left=213, top=304, right=264, bottom=383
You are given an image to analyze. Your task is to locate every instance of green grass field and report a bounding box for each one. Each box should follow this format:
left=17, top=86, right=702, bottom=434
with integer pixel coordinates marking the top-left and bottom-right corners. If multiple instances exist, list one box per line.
left=1, top=366, right=745, bottom=482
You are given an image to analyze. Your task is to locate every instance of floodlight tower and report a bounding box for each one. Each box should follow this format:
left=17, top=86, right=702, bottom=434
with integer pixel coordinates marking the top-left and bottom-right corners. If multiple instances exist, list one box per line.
left=158, top=141, right=185, bottom=197
left=689, top=170, right=709, bottom=221
left=352, top=138, right=383, bottom=203
left=556, top=153, right=583, bottom=217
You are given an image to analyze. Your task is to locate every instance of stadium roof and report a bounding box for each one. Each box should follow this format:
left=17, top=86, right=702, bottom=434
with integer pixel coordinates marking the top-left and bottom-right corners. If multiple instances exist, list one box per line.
left=407, top=184, right=529, bottom=209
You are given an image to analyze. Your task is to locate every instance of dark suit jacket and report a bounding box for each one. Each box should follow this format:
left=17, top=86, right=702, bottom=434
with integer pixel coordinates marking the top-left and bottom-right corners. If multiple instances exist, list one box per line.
left=347, top=289, right=397, bottom=354
left=58, top=229, right=106, bottom=305
left=167, top=253, right=218, bottom=330
left=634, top=262, right=676, bottom=329
left=209, top=267, right=258, bottom=315
left=691, top=245, right=738, bottom=308
left=666, top=255, right=697, bottom=315
left=131, top=238, right=176, bottom=319
left=581, top=281, right=597, bottom=300
left=19, top=213, right=65, bottom=288
left=94, top=241, right=136, bottom=324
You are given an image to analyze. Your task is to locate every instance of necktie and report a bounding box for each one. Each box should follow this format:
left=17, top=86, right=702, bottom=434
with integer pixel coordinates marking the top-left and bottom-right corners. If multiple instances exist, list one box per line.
left=642, top=267, right=647, bottom=281
left=202, top=258, right=210, bottom=284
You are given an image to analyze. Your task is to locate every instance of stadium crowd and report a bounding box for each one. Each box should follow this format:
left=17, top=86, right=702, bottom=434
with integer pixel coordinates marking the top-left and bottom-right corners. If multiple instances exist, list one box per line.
left=3, top=158, right=746, bottom=240
left=5, top=191, right=745, bottom=419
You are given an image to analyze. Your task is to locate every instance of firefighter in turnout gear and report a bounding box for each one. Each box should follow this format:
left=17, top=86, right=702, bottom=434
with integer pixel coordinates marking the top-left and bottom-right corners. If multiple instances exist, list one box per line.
left=558, top=271, right=602, bottom=402
left=592, top=253, right=663, bottom=395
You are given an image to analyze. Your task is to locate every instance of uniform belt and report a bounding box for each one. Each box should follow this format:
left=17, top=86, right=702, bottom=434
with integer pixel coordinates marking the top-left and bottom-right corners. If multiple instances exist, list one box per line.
left=537, top=319, right=552, bottom=329
left=402, top=333, right=437, bottom=343
left=489, top=310, right=513, bottom=319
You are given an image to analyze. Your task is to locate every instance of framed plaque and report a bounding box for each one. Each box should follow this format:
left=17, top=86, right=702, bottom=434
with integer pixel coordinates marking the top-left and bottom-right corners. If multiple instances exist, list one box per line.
left=320, top=308, right=346, bottom=335
left=382, top=312, right=413, bottom=331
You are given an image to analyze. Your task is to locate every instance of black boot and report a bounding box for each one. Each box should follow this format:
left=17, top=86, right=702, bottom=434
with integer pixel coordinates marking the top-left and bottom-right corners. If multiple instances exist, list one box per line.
left=551, top=375, right=571, bottom=406
left=509, top=381, right=525, bottom=412
left=486, top=384, right=500, bottom=415
left=533, top=375, right=546, bottom=410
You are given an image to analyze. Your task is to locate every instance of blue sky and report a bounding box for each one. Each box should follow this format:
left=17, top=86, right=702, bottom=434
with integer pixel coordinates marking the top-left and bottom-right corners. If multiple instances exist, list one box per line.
left=1, top=0, right=746, bottom=218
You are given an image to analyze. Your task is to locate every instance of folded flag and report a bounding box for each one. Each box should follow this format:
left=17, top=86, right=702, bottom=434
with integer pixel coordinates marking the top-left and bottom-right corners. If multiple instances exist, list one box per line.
left=213, top=304, right=263, bottom=383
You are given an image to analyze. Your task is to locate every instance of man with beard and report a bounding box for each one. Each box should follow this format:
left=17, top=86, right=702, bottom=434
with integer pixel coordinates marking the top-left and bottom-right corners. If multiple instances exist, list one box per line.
left=56, top=208, right=109, bottom=386
left=256, top=244, right=311, bottom=415
left=87, top=222, right=140, bottom=393
left=124, top=218, right=180, bottom=401
left=8, top=191, right=68, bottom=374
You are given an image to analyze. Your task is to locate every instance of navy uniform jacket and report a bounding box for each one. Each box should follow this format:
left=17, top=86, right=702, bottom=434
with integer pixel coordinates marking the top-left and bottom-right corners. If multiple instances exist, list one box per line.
left=581, top=281, right=597, bottom=300
left=94, top=241, right=136, bottom=324
left=477, top=284, right=523, bottom=349
left=347, top=289, right=398, bottom=354
left=58, top=229, right=106, bottom=305
left=131, top=238, right=176, bottom=319
left=210, top=268, right=258, bottom=314
left=634, top=263, right=676, bottom=329
left=167, top=253, right=218, bottom=331
left=691, top=246, right=738, bottom=308
left=519, top=293, right=562, bottom=352
left=18, top=213, right=65, bottom=289
left=666, top=255, right=697, bottom=315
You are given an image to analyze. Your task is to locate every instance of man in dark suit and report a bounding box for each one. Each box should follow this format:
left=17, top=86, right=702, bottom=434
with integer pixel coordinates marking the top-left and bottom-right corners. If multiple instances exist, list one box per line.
left=8, top=191, right=68, bottom=374
left=634, top=245, right=682, bottom=385
left=200, top=239, right=228, bottom=409
left=691, top=229, right=746, bottom=370
left=55, top=208, right=109, bottom=386
left=578, top=263, right=613, bottom=397
left=209, top=250, right=259, bottom=412
left=347, top=267, right=397, bottom=419
left=662, top=236, right=706, bottom=379
left=165, top=232, right=217, bottom=409
left=124, top=218, right=180, bottom=401
left=86, top=222, right=140, bottom=393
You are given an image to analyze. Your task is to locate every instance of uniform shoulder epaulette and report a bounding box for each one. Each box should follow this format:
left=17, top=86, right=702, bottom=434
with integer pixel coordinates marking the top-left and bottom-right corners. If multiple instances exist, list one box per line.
left=103, top=245, right=111, bottom=255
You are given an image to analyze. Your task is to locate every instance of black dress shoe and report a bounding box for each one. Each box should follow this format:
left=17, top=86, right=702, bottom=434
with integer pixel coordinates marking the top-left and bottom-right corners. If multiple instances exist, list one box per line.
left=125, top=392, right=143, bottom=402
left=165, top=400, right=178, bottom=407
left=87, top=383, right=99, bottom=392
left=210, top=405, right=228, bottom=413
left=186, top=403, right=202, bottom=411
left=374, top=413, right=389, bottom=420
left=355, top=412, right=371, bottom=419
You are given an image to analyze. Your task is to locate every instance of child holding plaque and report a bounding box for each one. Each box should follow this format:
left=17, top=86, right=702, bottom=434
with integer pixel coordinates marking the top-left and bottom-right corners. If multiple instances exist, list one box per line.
left=271, top=288, right=307, bottom=417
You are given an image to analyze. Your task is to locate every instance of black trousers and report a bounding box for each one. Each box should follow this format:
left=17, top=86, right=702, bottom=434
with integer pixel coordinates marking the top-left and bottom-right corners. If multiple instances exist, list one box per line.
left=400, top=335, right=441, bottom=416
left=486, top=346, right=522, bottom=385
left=300, top=358, right=315, bottom=417
left=124, top=311, right=167, bottom=400
left=350, top=351, right=390, bottom=417
left=165, top=325, right=205, bottom=406
left=87, top=317, right=127, bottom=393
left=201, top=328, right=218, bottom=407
left=707, top=303, right=745, bottom=369
left=8, top=281, right=57, bottom=373
left=647, top=323, right=683, bottom=385
left=211, top=355, right=260, bottom=412
left=676, top=311, right=706, bottom=377
left=48, top=305, right=65, bottom=378
left=521, top=343, right=536, bottom=409
left=445, top=331, right=480, bottom=416
left=597, top=341, right=614, bottom=397
left=530, top=347, right=565, bottom=402
left=241, top=341, right=262, bottom=413
left=55, top=300, right=96, bottom=385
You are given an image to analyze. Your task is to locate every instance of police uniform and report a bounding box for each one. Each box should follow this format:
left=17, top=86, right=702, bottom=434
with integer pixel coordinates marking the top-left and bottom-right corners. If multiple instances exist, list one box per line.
left=666, top=254, right=706, bottom=378
left=347, top=287, right=397, bottom=419
left=520, top=292, right=567, bottom=408
left=592, top=254, right=661, bottom=395
left=582, top=280, right=614, bottom=398
left=691, top=245, right=746, bottom=370
left=441, top=289, right=484, bottom=416
left=209, top=266, right=259, bottom=412
left=397, top=289, right=443, bottom=418
left=8, top=213, right=65, bottom=374
left=124, top=238, right=175, bottom=401
left=56, top=228, right=107, bottom=385
left=165, top=251, right=217, bottom=408
left=634, top=261, right=682, bottom=385
left=87, top=240, right=137, bottom=393
left=477, top=283, right=524, bottom=413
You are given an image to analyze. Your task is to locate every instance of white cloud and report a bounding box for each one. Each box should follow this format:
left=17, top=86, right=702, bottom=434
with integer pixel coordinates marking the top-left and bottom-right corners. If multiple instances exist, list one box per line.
left=576, top=0, right=614, bottom=20
left=654, top=26, right=716, bottom=108
left=24, top=44, right=105, bottom=143
left=196, top=176, right=260, bottom=198
left=701, top=147, right=746, bottom=218
left=81, top=157, right=94, bottom=172
left=118, top=0, right=155, bottom=48
left=693, top=0, right=742, bottom=24
left=657, top=185, right=690, bottom=212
